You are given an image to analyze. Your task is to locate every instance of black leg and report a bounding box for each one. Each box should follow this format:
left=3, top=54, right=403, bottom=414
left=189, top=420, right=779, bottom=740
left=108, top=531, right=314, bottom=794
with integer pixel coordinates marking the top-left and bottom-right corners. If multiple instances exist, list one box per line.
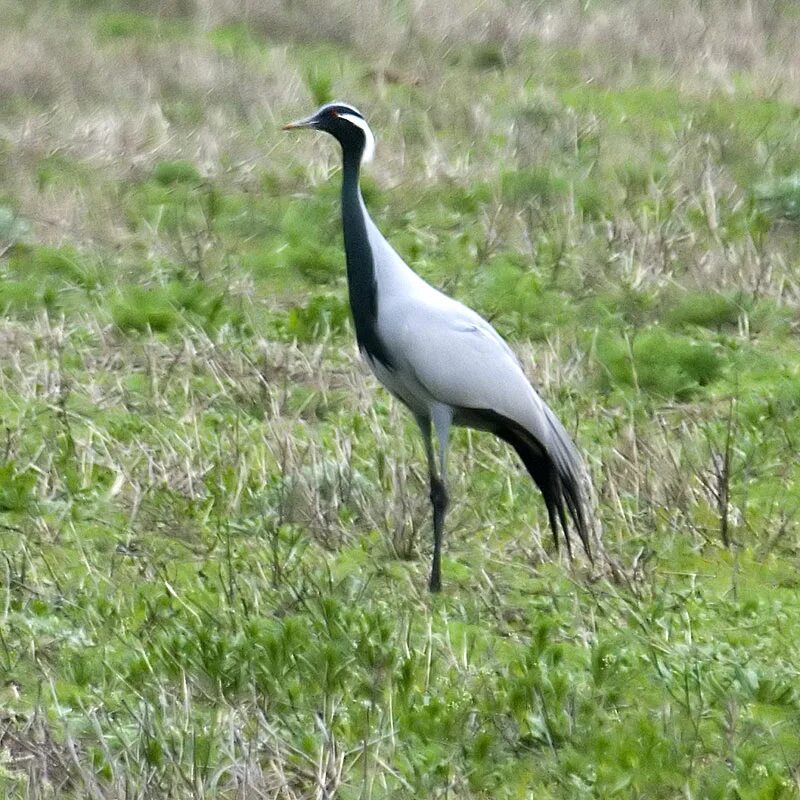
left=428, top=474, right=449, bottom=592
left=416, top=413, right=452, bottom=593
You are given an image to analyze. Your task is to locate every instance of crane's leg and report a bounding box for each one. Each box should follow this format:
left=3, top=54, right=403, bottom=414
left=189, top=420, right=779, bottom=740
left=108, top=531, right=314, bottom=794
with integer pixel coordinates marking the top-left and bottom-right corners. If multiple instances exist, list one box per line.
left=417, top=406, right=452, bottom=592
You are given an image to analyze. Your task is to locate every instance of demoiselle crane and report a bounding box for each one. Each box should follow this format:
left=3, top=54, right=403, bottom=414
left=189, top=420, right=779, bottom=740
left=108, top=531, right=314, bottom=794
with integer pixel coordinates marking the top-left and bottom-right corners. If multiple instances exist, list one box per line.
left=284, top=102, right=592, bottom=592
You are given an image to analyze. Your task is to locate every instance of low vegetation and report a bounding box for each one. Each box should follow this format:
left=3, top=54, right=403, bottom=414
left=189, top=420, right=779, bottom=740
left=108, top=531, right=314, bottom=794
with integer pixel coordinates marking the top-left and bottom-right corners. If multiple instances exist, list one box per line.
left=1, top=0, right=800, bottom=797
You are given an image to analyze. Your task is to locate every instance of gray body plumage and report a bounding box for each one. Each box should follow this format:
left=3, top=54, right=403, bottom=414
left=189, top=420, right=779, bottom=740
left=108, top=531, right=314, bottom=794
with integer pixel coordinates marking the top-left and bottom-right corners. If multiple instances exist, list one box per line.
left=284, top=102, right=592, bottom=591
left=365, top=207, right=572, bottom=455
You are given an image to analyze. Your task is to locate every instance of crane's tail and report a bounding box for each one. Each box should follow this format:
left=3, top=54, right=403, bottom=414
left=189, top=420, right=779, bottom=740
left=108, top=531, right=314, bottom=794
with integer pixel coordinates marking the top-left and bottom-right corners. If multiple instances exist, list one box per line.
left=464, top=407, right=592, bottom=562
left=506, top=426, right=592, bottom=562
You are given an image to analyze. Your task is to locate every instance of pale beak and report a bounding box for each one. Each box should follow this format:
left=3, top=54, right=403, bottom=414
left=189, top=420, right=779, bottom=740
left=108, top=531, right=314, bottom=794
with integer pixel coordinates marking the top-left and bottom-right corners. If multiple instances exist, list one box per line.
left=282, top=114, right=317, bottom=130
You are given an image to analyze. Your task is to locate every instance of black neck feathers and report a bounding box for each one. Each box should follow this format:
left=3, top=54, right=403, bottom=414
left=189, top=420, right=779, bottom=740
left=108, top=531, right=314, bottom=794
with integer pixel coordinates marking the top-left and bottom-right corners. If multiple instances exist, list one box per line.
left=340, top=148, right=395, bottom=369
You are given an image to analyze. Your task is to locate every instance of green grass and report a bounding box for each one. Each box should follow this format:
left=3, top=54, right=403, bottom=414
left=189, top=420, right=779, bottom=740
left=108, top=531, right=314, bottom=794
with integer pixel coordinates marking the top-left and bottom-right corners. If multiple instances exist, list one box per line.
left=2, top=1, right=800, bottom=797
left=596, top=327, right=725, bottom=399
left=95, top=11, right=188, bottom=41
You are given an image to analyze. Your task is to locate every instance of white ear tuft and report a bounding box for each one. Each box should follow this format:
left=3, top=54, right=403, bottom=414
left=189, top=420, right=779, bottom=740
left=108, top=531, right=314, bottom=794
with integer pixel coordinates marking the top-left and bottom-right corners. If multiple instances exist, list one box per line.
left=340, top=113, right=376, bottom=164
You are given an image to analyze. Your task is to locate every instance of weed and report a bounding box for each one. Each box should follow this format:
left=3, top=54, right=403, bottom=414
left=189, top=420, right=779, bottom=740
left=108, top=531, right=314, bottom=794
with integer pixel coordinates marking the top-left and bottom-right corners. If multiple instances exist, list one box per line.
left=665, top=290, right=740, bottom=331
left=0, top=461, right=37, bottom=513
left=207, top=23, right=266, bottom=60
left=755, top=173, right=800, bottom=220
left=283, top=292, right=350, bottom=342
left=152, top=160, right=202, bottom=187
left=304, top=67, right=334, bottom=106
left=597, top=328, right=725, bottom=399
left=111, top=286, right=178, bottom=333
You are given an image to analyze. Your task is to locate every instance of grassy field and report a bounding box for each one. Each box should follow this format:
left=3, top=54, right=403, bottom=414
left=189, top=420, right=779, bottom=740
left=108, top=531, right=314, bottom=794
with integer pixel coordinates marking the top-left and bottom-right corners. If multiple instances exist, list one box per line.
left=2, top=0, right=800, bottom=797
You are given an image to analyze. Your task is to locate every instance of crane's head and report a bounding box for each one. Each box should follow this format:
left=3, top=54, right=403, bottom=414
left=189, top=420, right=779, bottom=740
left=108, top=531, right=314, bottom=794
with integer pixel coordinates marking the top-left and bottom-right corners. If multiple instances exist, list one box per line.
left=283, top=102, right=375, bottom=164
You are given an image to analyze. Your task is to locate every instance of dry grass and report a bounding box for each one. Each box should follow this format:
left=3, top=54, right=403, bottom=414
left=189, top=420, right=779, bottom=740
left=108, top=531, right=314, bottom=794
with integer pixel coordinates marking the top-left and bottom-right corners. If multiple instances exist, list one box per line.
left=197, top=0, right=800, bottom=92
left=3, top=0, right=800, bottom=246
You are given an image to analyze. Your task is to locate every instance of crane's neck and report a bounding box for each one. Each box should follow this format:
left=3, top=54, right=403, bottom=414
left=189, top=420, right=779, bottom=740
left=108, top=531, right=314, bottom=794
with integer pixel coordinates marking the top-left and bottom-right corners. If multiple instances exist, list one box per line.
left=340, top=149, right=394, bottom=368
